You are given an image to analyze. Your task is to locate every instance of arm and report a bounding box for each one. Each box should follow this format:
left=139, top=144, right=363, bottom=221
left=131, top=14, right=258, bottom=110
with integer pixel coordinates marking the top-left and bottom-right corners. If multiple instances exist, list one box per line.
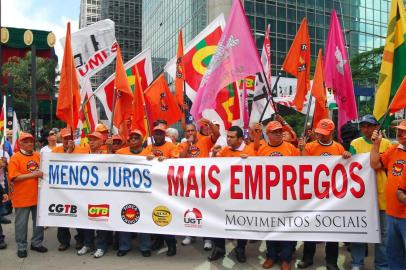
left=12, top=171, right=43, bottom=182
left=397, top=189, right=406, bottom=204
left=252, top=123, right=263, bottom=151
left=370, top=130, right=383, bottom=170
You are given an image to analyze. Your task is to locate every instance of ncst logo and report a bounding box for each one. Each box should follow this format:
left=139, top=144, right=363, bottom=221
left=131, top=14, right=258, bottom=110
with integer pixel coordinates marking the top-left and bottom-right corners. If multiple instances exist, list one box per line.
left=88, top=204, right=110, bottom=220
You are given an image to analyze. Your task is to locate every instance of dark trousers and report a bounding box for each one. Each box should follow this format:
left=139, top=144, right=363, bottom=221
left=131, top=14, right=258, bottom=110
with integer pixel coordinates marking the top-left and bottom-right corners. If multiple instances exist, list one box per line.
left=57, top=228, right=84, bottom=245
left=302, top=241, right=338, bottom=265
left=266, top=241, right=295, bottom=262
left=212, top=238, right=247, bottom=251
left=164, top=235, right=176, bottom=247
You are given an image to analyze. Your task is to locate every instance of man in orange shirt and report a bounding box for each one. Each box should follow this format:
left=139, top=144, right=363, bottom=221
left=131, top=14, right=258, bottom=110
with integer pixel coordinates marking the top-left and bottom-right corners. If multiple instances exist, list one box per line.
left=252, top=121, right=299, bottom=270
left=8, top=132, right=47, bottom=258
left=297, top=119, right=351, bottom=270
left=209, top=126, right=253, bottom=263
left=371, top=120, right=406, bottom=269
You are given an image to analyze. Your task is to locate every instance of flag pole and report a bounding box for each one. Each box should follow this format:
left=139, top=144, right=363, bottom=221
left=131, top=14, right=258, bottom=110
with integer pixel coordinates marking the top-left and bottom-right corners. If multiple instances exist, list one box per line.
left=301, top=93, right=313, bottom=137
left=109, top=87, right=118, bottom=136
left=259, top=72, right=281, bottom=122
left=2, top=95, right=6, bottom=157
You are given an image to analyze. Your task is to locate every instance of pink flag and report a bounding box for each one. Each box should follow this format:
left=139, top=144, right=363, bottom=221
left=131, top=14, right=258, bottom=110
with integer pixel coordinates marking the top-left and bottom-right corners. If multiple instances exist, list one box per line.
left=261, top=24, right=271, bottom=87
left=324, top=10, right=357, bottom=137
left=190, top=0, right=263, bottom=121
left=242, top=80, right=249, bottom=129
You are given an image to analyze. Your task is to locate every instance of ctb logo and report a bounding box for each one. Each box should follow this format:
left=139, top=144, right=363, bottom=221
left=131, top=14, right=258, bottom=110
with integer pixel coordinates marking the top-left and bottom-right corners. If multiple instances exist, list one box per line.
left=184, top=208, right=203, bottom=228
left=88, top=204, right=109, bottom=220
left=48, top=204, right=77, bottom=217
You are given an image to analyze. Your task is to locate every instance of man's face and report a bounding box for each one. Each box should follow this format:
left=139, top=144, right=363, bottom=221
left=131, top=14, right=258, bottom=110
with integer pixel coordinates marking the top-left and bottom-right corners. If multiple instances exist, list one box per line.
left=101, top=131, right=109, bottom=142
left=397, top=129, right=406, bottom=146
left=128, top=134, right=143, bottom=149
left=316, top=132, right=332, bottom=144
left=360, top=123, right=377, bottom=138
left=200, top=123, right=210, bottom=136
left=112, top=140, right=122, bottom=152
left=267, top=128, right=283, bottom=145
left=62, top=136, right=72, bottom=148
left=227, top=130, right=242, bottom=149
left=152, top=130, right=166, bottom=145
left=48, top=135, right=57, bottom=144
left=20, top=138, right=35, bottom=152
left=185, top=124, right=197, bottom=140
left=89, top=137, right=102, bottom=151
left=6, top=133, right=12, bottom=141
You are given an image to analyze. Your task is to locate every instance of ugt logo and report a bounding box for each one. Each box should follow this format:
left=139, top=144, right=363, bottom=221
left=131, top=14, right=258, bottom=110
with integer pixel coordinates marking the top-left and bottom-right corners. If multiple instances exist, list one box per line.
left=184, top=208, right=203, bottom=228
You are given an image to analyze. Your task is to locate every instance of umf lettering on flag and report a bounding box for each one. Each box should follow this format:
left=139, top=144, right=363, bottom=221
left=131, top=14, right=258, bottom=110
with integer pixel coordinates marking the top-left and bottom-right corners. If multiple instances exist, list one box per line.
left=191, top=0, right=263, bottom=121
left=165, top=15, right=242, bottom=130
left=94, top=48, right=153, bottom=122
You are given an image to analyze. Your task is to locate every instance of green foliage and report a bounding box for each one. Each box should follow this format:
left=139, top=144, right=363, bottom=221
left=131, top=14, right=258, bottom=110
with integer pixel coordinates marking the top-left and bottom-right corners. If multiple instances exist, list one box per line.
left=350, top=46, right=383, bottom=87
left=1, top=52, right=57, bottom=118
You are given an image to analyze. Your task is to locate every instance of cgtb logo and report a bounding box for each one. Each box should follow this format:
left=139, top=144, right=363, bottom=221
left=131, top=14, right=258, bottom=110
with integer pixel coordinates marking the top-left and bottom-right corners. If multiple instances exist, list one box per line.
left=184, top=208, right=203, bottom=228
left=88, top=204, right=110, bottom=221
left=48, top=204, right=77, bottom=217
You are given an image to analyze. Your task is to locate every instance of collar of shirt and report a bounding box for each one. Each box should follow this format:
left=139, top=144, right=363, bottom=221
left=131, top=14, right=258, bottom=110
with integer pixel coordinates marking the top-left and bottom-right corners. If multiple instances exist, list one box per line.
left=231, top=142, right=246, bottom=152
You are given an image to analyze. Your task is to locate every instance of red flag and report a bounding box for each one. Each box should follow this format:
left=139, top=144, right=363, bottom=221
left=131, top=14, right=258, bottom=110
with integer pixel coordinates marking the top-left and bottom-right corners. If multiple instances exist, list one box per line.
left=144, top=74, right=182, bottom=126
left=131, top=66, right=147, bottom=136
left=282, top=18, right=311, bottom=111
left=312, top=49, right=329, bottom=126
left=389, top=76, right=406, bottom=114
left=113, top=46, right=133, bottom=128
left=56, top=22, right=81, bottom=129
left=175, top=30, right=185, bottom=106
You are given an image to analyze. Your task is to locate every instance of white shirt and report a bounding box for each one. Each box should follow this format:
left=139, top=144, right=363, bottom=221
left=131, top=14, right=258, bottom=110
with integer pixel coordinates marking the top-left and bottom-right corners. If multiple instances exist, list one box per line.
left=0, top=150, right=10, bottom=187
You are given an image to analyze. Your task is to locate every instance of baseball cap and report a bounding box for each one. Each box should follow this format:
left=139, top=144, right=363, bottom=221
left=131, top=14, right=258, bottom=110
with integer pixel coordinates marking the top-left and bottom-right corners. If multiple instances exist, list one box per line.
left=266, top=121, right=283, bottom=132
left=88, top=131, right=104, bottom=140
left=129, top=129, right=144, bottom=137
left=395, top=120, right=406, bottom=131
left=112, top=134, right=123, bottom=142
left=153, top=124, right=166, bottom=132
left=95, top=123, right=109, bottom=132
left=359, top=115, right=379, bottom=125
left=19, top=132, right=34, bottom=142
left=60, top=128, right=72, bottom=138
left=314, top=119, right=335, bottom=136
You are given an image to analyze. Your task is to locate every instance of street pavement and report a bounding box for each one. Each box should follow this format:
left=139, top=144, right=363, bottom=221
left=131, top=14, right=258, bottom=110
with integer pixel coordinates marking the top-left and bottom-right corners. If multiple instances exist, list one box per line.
left=0, top=213, right=374, bottom=270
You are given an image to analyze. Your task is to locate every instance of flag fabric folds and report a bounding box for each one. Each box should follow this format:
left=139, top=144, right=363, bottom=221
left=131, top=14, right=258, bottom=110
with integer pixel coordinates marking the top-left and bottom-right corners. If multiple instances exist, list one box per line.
left=190, top=0, right=263, bottom=121
left=175, top=30, right=185, bottom=106
left=144, top=74, right=182, bottom=126
left=131, top=66, right=147, bottom=136
left=324, top=10, right=357, bottom=134
left=374, top=0, right=406, bottom=120
left=12, top=111, right=20, bottom=152
left=312, top=49, right=329, bottom=126
left=113, top=46, right=134, bottom=128
left=56, top=22, right=81, bottom=130
left=388, top=76, right=406, bottom=114
left=282, top=18, right=310, bottom=112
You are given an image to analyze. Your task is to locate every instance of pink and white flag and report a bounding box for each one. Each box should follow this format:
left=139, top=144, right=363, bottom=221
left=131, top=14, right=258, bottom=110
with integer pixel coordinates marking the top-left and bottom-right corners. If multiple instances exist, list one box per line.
left=190, top=0, right=263, bottom=121
left=324, top=10, right=357, bottom=136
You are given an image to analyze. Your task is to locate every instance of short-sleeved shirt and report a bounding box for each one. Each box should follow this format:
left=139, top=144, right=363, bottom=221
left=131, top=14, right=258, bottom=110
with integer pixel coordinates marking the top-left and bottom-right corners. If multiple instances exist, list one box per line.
left=178, top=136, right=214, bottom=158
left=8, top=151, right=40, bottom=208
left=380, top=144, right=406, bottom=218
left=217, top=143, right=256, bottom=157
left=305, top=140, right=345, bottom=156
left=52, top=145, right=89, bottom=154
left=116, top=147, right=148, bottom=156
left=350, top=136, right=392, bottom=210
left=257, top=141, right=300, bottom=157
left=143, top=142, right=180, bottom=158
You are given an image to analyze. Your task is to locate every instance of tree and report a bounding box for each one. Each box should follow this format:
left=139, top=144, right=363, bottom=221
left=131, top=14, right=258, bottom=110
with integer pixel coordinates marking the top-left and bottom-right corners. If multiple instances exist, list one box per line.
left=350, top=46, right=383, bottom=87
left=1, top=52, right=57, bottom=119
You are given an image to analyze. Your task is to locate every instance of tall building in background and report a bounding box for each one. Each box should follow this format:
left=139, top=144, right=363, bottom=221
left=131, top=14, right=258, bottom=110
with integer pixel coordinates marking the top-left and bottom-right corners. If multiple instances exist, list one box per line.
left=142, top=0, right=389, bottom=85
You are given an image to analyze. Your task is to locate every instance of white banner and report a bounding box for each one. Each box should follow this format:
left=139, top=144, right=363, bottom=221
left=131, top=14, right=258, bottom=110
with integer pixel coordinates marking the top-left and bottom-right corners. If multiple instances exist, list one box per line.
left=38, top=153, right=380, bottom=243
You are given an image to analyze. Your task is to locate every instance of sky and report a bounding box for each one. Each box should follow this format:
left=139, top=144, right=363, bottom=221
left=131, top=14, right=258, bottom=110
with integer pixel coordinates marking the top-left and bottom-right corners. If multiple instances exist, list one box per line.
left=1, top=0, right=80, bottom=65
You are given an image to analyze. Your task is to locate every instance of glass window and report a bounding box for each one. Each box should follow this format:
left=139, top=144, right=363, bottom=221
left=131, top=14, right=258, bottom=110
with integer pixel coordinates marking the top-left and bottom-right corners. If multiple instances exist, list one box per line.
left=266, top=4, right=276, bottom=17
left=248, top=15, right=255, bottom=28
left=287, top=8, right=296, bottom=22
left=297, top=10, right=305, bottom=21
left=256, top=2, right=265, bottom=16
left=277, top=39, right=286, bottom=52
left=256, top=17, right=265, bottom=30
left=287, top=22, right=297, bottom=34
left=277, top=6, right=286, bottom=19
left=278, top=20, right=286, bottom=33
left=245, top=1, right=255, bottom=14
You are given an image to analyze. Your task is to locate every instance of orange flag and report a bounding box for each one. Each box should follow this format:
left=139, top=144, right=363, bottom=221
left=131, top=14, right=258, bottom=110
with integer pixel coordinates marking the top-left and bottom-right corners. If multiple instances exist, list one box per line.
left=389, top=76, right=406, bottom=114
left=56, top=22, right=81, bottom=129
left=282, top=18, right=310, bottom=111
left=144, top=74, right=182, bottom=126
left=175, top=30, right=185, bottom=106
left=113, top=46, right=133, bottom=128
left=131, top=66, right=147, bottom=136
left=312, top=48, right=329, bottom=126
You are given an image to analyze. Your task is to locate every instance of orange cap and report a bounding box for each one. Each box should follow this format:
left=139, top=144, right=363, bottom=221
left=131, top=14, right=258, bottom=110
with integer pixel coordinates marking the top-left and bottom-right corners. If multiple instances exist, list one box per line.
left=153, top=124, right=166, bottom=132
left=19, top=132, right=34, bottom=142
left=95, top=123, right=109, bottom=132
left=266, top=121, right=283, bottom=132
left=87, top=131, right=103, bottom=140
left=315, top=119, right=335, bottom=135
left=395, top=120, right=406, bottom=131
left=60, top=128, right=72, bottom=138
left=129, top=129, right=144, bottom=137
left=112, top=134, right=123, bottom=142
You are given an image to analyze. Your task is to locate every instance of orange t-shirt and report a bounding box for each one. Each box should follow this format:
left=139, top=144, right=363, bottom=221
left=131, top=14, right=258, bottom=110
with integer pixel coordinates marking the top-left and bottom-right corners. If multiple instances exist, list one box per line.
left=116, top=147, right=148, bottom=156
left=304, top=140, right=345, bottom=156
left=257, top=141, right=300, bottom=157
left=52, top=145, right=89, bottom=154
left=143, top=142, right=179, bottom=158
left=178, top=136, right=214, bottom=158
left=8, top=151, right=41, bottom=208
left=380, top=144, right=406, bottom=218
left=217, top=144, right=256, bottom=157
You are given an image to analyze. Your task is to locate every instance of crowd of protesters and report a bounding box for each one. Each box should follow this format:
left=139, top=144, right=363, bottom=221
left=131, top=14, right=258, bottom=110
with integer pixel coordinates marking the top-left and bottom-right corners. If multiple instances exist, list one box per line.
left=0, top=114, right=405, bottom=270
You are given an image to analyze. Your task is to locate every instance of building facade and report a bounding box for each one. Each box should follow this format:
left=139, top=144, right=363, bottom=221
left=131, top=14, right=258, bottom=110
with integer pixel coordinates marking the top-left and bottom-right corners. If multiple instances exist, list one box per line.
left=142, top=0, right=389, bottom=78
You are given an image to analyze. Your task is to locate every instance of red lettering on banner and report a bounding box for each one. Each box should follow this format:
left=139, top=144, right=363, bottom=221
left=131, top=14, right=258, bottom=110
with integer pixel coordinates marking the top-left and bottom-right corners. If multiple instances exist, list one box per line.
left=265, top=165, right=280, bottom=199
left=283, top=165, right=297, bottom=200
left=314, top=164, right=330, bottom=199
left=245, top=165, right=263, bottom=199
left=167, top=166, right=185, bottom=196
left=208, top=165, right=221, bottom=199
left=185, top=166, right=199, bottom=198
left=332, top=164, right=348, bottom=198
left=111, top=42, right=118, bottom=52
left=299, top=165, right=312, bottom=200
left=201, top=166, right=206, bottom=198
left=230, top=165, right=243, bottom=199
left=88, top=53, right=106, bottom=70
left=349, top=162, right=365, bottom=198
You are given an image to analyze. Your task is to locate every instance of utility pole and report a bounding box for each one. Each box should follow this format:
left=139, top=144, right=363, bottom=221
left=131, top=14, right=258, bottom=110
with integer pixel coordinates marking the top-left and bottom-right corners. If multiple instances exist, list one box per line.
left=30, top=45, right=37, bottom=137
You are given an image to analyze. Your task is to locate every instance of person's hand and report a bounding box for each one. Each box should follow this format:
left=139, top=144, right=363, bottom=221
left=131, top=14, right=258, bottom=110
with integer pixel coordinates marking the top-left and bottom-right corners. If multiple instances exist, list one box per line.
left=253, top=123, right=262, bottom=139
left=105, top=137, right=113, bottom=146
left=146, top=155, right=155, bottom=161
left=211, top=145, right=222, bottom=156
left=240, top=153, right=248, bottom=159
left=158, top=156, right=167, bottom=162
left=371, top=130, right=382, bottom=145
left=2, top=194, right=8, bottom=203
left=342, top=151, right=352, bottom=159
left=67, top=140, right=75, bottom=153
left=33, top=170, right=44, bottom=178
left=298, top=137, right=306, bottom=151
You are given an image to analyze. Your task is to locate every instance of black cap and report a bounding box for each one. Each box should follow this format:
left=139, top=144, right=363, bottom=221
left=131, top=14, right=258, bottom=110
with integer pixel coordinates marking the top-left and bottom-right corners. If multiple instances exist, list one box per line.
left=359, top=115, right=379, bottom=125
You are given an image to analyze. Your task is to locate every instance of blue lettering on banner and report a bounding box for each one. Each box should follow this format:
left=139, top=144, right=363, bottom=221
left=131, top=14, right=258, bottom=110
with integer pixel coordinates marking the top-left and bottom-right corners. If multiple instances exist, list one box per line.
left=104, top=166, right=152, bottom=189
